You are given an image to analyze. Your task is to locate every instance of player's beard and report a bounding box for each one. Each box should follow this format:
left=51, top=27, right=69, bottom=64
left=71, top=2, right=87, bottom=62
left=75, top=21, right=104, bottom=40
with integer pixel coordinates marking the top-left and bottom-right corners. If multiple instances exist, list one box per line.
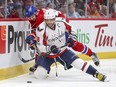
left=47, top=23, right=55, bottom=30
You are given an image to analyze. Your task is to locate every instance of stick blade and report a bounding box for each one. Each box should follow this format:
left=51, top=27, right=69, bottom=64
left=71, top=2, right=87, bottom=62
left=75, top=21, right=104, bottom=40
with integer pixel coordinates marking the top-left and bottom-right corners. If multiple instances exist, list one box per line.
left=18, top=53, right=28, bottom=63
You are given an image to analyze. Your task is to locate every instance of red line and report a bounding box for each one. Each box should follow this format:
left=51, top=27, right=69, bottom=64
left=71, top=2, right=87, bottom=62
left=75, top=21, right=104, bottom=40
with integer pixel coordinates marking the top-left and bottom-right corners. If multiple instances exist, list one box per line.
left=0, top=18, right=28, bottom=21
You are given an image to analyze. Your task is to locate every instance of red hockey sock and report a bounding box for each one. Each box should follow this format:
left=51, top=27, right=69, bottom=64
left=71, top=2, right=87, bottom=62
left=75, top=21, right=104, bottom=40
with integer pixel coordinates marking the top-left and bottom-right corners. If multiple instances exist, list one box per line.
left=72, top=41, right=92, bottom=56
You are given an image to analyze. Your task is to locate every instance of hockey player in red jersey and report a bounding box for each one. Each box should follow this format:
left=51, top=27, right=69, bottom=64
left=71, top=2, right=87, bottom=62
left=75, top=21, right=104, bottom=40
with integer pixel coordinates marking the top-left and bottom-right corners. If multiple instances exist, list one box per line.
left=25, top=5, right=69, bottom=29
left=25, top=5, right=99, bottom=66
left=25, top=9, right=107, bottom=81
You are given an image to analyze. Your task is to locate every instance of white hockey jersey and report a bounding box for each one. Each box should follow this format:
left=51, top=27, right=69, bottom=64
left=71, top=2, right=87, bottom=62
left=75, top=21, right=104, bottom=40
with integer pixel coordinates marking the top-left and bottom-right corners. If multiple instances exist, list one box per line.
left=36, top=18, right=72, bottom=58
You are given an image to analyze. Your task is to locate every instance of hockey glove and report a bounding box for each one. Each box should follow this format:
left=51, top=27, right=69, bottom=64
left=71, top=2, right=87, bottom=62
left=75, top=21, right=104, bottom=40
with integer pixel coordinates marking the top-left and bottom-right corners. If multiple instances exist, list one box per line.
left=25, top=35, right=36, bottom=50
left=67, top=38, right=74, bottom=47
left=50, top=45, right=61, bottom=54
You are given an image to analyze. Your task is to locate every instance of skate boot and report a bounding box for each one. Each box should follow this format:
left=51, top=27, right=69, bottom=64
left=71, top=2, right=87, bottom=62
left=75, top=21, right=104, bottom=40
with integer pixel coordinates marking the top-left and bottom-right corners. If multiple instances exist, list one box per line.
left=29, top=65, right=37, bottom=74
left=94, top=71, right=107, bottom=81
left=91, top=52, right=100, bottom=66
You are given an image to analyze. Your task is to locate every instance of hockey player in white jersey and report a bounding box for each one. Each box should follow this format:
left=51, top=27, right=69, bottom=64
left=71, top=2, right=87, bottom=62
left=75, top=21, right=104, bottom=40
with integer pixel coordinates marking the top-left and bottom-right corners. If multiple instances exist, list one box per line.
left=26, top=6, right=100, bottom=66
left=25, top=9, right=107, bottom=81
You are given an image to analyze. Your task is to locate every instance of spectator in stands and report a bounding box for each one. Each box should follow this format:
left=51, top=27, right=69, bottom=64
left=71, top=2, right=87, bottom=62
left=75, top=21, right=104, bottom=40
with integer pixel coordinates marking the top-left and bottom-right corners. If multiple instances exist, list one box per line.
left=7, top=0, right=15, bottom=17
left=22, top=0, right=34, bottom=17
left=59, top=4, right=67, bottom=16
left=113, top=0, right=116, bottom=12
left=74, top=0, right=85, bottom=16
left=88, top=2, right=102, bottom=18
left=111, top=0, right=116, bottom=18
left=54, top=0, right=67, bottom=10
left=23, top=0, right=34, bottom=7
left=109, top=0, right=116, bottom=17
left=0, top=1, right=4, bottom=18
left=0, top=11, right=4, bottom=18
left=69, top=0, right=74, bottom=4
left=46, top=2, right=53, bottom=9
left=67, top=3, right=81, bottom=18
left=36, top=0, right=46, bottom=9
left=89, top=0, right=101, bottom=12
left=112, top=12, right=116, bottom=18
left=101, top=0, right=106, bottom=5
left=101, top=5, right=107, bottom=17
left=7, top=4, right=22, bottom=18
left=13, top=0, right=23, bottom=5
left=10, top=0, right=24, bottom=18
left=7, top=0, right=14, bottom=4
left=109, top=0, right=113, bottom=15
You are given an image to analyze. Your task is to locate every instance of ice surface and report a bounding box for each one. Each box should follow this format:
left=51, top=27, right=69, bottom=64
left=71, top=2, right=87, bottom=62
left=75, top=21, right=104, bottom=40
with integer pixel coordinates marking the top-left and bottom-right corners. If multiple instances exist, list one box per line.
left=0, top=59, right=116, bottom=87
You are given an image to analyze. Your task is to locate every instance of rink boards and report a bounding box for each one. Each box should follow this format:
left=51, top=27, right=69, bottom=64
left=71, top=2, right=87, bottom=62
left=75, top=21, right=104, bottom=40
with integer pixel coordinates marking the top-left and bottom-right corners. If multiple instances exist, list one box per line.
left=0, top=18, right=116, bottom=80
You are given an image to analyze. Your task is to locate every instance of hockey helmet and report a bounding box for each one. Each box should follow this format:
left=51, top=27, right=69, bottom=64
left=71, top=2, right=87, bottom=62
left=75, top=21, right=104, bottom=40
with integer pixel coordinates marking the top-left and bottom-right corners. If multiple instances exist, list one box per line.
left=25, top=5, right=37, bottom=17
left=44, top=9, right=56, bottom=19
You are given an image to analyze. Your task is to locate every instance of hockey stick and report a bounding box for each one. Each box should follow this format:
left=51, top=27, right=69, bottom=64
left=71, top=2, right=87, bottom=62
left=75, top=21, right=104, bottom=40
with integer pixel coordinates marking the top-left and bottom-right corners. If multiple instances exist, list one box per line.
left=18, top=53, right=35, bottom=63
left=18, top=44, right=67, bottom=63
left=18, top=45, right=40, bottom=63
left=18, top=21, right=39, bottom=63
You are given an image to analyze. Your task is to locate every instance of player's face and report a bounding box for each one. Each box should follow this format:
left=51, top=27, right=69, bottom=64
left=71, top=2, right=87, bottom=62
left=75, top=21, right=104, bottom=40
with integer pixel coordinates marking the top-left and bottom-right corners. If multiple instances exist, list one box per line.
left=28, top=15, right=36, bottom=21
left=44, top=19, right=55, bottom=28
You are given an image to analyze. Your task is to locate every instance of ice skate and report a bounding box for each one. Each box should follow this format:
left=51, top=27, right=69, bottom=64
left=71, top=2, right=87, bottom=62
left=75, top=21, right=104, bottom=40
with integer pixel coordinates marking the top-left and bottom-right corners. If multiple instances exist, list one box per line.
left=29, top=65, right=37, bottom=75
left=91, top=52, right=100, bottom=66
left=94, top=71, right=107, bottom=82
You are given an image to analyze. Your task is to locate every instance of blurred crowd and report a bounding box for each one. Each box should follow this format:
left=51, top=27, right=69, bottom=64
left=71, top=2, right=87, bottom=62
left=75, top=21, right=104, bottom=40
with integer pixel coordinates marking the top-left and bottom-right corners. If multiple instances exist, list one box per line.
left=0, top=0, right=116, bottom=19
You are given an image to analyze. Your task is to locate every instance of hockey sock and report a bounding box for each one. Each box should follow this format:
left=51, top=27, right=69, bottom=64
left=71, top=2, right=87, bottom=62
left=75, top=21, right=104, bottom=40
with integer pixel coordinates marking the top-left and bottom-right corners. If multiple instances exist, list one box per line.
left=72, top=41, right=92, bottom=56
left=86, top=65, right=97, bottom=76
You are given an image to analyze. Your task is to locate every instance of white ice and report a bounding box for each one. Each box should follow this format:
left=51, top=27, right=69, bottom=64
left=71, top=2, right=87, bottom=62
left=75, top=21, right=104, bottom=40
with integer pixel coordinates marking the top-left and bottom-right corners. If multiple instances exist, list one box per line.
left=0, top=59, right=116, bottom=87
